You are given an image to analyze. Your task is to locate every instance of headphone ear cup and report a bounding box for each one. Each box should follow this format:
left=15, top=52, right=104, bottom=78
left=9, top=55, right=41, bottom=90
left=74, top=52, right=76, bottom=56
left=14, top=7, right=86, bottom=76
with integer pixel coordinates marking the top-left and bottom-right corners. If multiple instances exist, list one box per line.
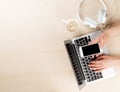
left=83, top=17, right=98, bottom=28
left=98, top=9, right=107, bottom=23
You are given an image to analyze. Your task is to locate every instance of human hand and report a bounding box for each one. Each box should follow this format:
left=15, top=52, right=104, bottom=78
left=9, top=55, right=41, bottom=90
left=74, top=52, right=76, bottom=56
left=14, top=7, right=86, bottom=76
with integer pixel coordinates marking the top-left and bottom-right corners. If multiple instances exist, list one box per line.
left=90, top=21, right=120, bottom=47
left=88, top=54, right=119, bottom=72
left=90, top=31, right=110, bottom=48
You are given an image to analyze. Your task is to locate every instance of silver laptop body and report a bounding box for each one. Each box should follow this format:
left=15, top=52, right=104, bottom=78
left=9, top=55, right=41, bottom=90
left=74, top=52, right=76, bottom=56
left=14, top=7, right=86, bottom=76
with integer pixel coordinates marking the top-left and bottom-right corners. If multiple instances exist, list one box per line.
left=64, top=31, right=115, bottom=89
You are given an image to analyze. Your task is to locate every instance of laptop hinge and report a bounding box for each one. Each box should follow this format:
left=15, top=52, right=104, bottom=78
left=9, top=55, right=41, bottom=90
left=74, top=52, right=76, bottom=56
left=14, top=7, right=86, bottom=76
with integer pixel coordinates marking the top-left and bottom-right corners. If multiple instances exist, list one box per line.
left=64, top=40, right=85, bottom=86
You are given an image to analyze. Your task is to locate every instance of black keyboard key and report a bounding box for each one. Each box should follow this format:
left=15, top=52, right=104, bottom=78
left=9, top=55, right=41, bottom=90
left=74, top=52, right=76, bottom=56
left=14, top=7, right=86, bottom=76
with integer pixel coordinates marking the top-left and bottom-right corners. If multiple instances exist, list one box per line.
left=88, top=36, right=91, bottom=42
left=85, top=37, right=88, bottom=44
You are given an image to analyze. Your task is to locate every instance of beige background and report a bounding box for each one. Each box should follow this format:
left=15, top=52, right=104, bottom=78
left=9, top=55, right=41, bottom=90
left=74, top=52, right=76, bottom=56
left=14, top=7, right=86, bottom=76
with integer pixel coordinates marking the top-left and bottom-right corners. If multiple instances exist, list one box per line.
left=0, top=0, right=120, bottom=92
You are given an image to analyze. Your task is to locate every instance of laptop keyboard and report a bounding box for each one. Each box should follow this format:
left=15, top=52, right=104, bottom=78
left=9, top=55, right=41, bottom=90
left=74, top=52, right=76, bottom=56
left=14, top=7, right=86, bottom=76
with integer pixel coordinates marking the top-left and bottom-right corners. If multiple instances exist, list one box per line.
left=74, top=36, right=103, bottom=82
left=81, top=56, right=103, bottom=82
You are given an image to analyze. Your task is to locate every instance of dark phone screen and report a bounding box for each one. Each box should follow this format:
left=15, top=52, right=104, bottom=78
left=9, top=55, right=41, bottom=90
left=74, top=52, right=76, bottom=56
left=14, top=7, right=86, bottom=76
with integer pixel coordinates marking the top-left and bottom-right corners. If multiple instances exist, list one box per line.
left=82, top=43, right=100, bottom=56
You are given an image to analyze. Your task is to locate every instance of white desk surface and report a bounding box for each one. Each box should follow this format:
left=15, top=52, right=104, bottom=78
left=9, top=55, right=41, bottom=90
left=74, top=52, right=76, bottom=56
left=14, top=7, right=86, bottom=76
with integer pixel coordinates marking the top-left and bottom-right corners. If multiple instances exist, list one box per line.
left=0, top=0, right=120, bottom=92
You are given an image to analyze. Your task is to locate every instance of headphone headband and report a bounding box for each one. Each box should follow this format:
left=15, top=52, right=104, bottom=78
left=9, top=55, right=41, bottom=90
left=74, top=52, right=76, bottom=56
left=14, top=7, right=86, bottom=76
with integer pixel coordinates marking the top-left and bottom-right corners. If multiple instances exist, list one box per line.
left=79, top=0, right=107, bottom=10
left=100, top=0, right=107, bottom=10
left=77, top=0, right=107, bottom=28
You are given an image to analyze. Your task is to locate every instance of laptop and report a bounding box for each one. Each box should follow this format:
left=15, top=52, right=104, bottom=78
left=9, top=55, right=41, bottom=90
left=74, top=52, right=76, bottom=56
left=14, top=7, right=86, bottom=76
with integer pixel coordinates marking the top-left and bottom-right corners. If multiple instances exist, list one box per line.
left=64, top=30, right=115, bottom=89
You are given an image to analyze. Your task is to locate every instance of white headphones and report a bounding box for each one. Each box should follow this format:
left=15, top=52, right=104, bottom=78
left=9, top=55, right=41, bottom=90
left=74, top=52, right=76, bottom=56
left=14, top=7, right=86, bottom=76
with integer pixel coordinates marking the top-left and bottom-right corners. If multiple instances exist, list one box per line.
left=78, top=0, right=107, bottom=28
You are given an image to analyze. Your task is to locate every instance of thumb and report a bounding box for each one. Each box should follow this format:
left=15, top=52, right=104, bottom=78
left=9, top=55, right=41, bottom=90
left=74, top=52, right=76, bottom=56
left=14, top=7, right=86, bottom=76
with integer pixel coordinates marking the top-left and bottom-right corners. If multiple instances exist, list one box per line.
left=89, top=36, right=100, bottom=45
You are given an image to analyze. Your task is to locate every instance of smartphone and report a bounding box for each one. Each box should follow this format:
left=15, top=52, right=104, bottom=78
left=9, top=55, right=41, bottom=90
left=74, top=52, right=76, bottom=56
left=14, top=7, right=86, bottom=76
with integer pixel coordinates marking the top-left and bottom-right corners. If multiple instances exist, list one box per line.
left=79, top=43, right=102, bottom=57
